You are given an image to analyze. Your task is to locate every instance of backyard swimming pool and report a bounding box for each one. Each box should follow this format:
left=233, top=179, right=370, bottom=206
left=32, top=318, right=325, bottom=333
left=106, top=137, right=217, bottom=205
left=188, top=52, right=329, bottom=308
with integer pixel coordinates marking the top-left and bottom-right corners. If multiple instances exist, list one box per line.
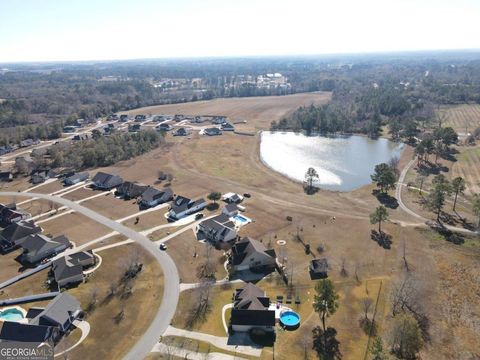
left=231, top=214, right=252, bottom=226
left=279, top=310, right=300, bottom=330
left=0, top=308, right=25, bottom=322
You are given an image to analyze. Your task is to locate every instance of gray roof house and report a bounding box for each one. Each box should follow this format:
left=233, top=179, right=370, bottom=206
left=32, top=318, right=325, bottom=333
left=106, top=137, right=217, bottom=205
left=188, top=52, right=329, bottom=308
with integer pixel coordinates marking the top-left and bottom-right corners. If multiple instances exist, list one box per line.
left=63, top=172, right=89, bottom=186
left=51, top=251, right=95, bottom=288
left=173, top=127, right=189, bottom=136
left=0, top=220, right=42, bottom=251
left=168, top=196, right=207, bottom=220
left=222, top=203, right=239, bottom=217
left=230, top=282, right=275, bottom=333
left=204, top=127, right=222, bottom=136
left=229, top=237, right=277, bottom=273
left=116, top=181, right=148, bottom=200
left=140, top=187, right=173, bottom=208
left=92, top=172, right=123, bottom=190
left=30, top=292, right=82, bottom=332
left=18, top=234, right=71, bottom=265
left=196, top=214, right=237, bottom=245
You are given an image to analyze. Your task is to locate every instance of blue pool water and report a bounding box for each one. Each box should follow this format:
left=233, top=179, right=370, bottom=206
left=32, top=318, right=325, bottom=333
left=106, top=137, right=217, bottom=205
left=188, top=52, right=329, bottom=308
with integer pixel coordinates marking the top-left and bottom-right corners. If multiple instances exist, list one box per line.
left=233, top=215, right=249, bottom=224
left=0, top=308, right=24, bottom=322
left=280, top=311, right=300, bottom=327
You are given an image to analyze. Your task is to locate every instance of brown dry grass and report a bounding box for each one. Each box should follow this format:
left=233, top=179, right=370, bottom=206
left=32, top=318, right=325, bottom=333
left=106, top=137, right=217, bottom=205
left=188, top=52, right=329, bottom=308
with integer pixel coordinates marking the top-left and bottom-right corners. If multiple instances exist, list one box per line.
left=67, top=243, right=163, bottom=360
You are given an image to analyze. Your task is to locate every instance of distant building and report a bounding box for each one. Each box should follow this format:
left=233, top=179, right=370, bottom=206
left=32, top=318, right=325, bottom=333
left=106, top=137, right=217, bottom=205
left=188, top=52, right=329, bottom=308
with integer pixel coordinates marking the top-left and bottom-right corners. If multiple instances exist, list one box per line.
left=0, top=171, right=13, bottom=182
left=139, top=187, right=173, bottom=208
left=221, top=122, right=235, bottom=131
left=0, top=220, right=42, bottom=252
left=204, top=128, right=222, bottom=136
left=116, top=181, right=148, bottom=200
left=222, top=203, right=239, bottom=217
left=0, top=203, right=30, bottom=224
left=17, top=234, right=71, bottom=265
left=91, top=172, right=123, bottom=190
left=63, top=172, right=89, bottom=186
left=173, top=127, right=189, bottom=136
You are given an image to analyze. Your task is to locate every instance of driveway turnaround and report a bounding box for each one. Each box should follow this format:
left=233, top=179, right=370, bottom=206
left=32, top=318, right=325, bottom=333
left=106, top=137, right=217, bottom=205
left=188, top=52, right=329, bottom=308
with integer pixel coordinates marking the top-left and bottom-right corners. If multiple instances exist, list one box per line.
left=0, top=191, right=180, bottom=360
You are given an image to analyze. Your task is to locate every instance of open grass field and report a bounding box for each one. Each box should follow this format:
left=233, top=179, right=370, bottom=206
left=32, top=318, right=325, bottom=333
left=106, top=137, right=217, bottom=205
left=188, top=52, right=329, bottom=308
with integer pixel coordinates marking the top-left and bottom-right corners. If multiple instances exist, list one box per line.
left=67, top=243, right=164, bottom=360
left=39, top=212, right=113, bottom=246
left=441, top=104, right=480, bottom=134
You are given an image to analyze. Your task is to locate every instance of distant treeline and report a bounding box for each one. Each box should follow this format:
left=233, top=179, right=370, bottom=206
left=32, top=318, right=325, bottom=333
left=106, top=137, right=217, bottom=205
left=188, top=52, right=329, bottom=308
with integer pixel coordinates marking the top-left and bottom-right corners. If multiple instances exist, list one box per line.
left=47, top=130, right=163, bottom=170
left=2, top=53, right=480, bottom=143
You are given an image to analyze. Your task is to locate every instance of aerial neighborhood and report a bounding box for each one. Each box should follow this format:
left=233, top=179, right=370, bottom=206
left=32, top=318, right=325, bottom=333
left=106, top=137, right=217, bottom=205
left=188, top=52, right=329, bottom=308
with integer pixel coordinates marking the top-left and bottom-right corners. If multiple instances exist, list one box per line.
left=1, top=45, right=480, bottom=360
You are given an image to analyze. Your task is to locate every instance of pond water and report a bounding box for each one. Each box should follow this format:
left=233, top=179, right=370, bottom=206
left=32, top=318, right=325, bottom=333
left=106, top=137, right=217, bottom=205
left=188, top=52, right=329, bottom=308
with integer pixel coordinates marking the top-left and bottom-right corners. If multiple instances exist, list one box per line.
left=260, top=132, right=404, bottom=191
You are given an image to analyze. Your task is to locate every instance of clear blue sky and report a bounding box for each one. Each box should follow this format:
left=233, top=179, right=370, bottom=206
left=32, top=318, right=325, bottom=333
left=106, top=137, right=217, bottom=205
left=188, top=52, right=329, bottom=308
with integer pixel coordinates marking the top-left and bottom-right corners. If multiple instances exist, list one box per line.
left=1, top=0, right=479, bottom=62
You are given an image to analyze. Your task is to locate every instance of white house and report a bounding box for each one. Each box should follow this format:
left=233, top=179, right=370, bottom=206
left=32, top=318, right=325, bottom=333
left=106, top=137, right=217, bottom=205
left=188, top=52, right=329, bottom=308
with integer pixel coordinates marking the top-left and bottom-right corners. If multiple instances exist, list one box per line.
left=168, top=196, right=206, bottom=220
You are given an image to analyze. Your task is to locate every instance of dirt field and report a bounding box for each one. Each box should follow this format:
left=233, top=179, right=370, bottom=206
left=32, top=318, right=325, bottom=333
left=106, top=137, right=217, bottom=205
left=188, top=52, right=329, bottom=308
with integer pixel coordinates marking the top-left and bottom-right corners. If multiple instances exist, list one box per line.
left=122, top=92, right=331, bottom=132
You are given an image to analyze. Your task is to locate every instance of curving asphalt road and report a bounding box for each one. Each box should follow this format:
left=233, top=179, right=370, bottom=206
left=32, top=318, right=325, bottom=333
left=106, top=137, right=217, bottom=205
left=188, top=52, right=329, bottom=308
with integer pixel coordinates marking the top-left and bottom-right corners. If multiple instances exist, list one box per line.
left=0, top=191, right=179, bottom=360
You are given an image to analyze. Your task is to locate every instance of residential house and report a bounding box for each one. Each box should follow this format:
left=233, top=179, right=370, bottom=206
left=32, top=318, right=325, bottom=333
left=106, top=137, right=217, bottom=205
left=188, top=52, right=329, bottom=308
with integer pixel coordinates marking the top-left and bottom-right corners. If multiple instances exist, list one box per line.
left=0, top=321, right=58, bottom=345
left=204, top=127, right=222, bottom=136
left=174, top=114, right=185, bottom=121
left=51, top=250, right=95, bottom=288
left=230, top=282, right=275, bottom=333
left=92, top=172, right=123, bottom=190
left=30, top=169, right=57, bottom=185
left=30, top=292, right=82, bottom=332
left=222, top=192, right=244, bottom=204
left=18, top=234, right=71, bottom=265
left=156, top=123, right=172, bottom=132
left=196, top=214, right=237, bottom=245
left=221, top=122, right=235, bottom=131
left=20, top=138, right=40, bottom=148
left=128, top=124, right=142, bottom=133
left=139, top=187, right=173, bottom=208
left=309, top=258, right=328, bottom=280
left=0, top=203, right=30, bottom=224
left=173, top=127, right=189, bottom=136
left=0, top=171, right=13, bottom=182
left=119, top=114, right=129, bottom=122
left=222, top=203, right=239, bottom=217
left=63, top=172, right=89, bottom=186
left=228, top=237, right=277, bottom=273
left=134, top=114, right=147, bottom=122
left=168, top=196, right=206, bottom=220
left=72, top=134, right=89, bottom=141
left=63, top=126, right=77, bottom=133
left=107, top=114, right=119, bottom=121
left=0, top=220, right=42, bottom=252
left=116, top=181, right=148, bottom=200
left=212, top=116, right=227, bottom=125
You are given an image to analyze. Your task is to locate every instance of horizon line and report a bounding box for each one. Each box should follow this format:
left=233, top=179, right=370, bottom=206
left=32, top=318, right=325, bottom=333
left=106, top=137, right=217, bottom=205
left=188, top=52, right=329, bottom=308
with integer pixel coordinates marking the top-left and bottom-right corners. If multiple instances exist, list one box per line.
left=2, top=48, right=480, bottom=66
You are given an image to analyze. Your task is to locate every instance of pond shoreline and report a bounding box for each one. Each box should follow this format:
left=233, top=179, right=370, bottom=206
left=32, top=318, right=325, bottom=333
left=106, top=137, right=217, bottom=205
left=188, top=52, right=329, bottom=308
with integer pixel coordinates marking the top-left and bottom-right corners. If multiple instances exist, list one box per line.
left=259, top=131, right=404, bottom=192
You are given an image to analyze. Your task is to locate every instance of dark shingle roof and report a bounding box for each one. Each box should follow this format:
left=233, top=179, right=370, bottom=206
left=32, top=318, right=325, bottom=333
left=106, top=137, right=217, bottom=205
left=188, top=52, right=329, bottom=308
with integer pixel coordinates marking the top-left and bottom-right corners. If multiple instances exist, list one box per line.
left=1, top=220, right=41, bottom=244
left=0, top=322, right=54, bottom=343
left=231, top=237, right=276, bottom=266
left=230, top=309, right=275, bottom=326
left=31, top=293, right=80, bottom=328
